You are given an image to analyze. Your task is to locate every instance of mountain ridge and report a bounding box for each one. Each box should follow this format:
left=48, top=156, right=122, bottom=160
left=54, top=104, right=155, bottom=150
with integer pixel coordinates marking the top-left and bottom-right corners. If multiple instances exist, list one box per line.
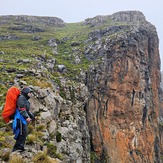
left=0, top=10, right=162, bottom=163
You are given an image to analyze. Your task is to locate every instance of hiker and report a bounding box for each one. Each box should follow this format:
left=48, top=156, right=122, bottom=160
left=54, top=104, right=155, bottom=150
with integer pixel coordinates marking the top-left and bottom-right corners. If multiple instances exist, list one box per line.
left=12, top=86, right=35, bottom=152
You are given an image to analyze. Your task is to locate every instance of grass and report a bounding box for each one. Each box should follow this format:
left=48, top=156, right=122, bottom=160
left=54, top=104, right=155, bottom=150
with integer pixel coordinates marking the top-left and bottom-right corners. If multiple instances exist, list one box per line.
left=0, top=126, right=14, bottom=149
left=90, top=151, right=98, bottom=163
left=0, top=21, right=93, bottom=102
left=10, top=153, right=26, bottom=163
left=32, top=149, right=58, bottom=163
left=47, top=143, right=63, bottom=160
left=0, top=114, right=7, bottom=128
left=28, top=124, right=35, bottom=134
left=36, top=123, right=46, bottom=131
left=26, top=134, right=36, bottom=145
left=0, top=151, right=10, bottom=162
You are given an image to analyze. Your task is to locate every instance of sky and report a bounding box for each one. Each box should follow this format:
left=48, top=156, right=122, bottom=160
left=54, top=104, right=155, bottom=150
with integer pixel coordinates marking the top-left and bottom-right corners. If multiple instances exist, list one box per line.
left=0, top=0, right=163, bottom=70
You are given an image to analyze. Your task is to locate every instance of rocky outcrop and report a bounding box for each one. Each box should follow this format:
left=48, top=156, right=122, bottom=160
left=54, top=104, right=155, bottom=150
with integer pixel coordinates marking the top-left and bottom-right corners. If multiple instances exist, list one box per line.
left=85, top=11, right=161, bottom=162
left=83, top=15, right=110, bottom=27
left=9, top=25, right=45, bottom=33
left=0, top=35, right=21, bottom=41
left=29, top=83, right=90, bottom=163
left=83, top=10, right=146, bottom=27
left=0, top=15, right=65, bottom=27
left=111, top=10, right=146, bottom=22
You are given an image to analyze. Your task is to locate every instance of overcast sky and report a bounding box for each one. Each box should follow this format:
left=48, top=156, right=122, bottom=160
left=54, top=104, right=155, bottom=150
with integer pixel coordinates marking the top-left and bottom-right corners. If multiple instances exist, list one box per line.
left=1, top=0, right=162, bottom=70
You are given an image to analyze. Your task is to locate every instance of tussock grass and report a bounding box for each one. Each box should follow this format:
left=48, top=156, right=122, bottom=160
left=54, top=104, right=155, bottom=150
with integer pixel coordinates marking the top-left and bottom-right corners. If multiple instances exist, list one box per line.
left=0, top=151, right=10, bottom=161
left=26, top=134, right=36, bottom=145
left=47, top=143, right=63, bottom=160
left=10, top=153, right=26, bottom=163
left=36, top=123, right=46, bottom=131
left=32, top=150, right=58, bottom=163
left=28, top=124, right=35, bottom=134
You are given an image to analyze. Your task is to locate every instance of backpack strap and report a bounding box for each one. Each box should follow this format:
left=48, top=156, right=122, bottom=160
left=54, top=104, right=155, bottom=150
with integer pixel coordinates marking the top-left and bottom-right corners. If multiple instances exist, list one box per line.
left=18, top=108, right=26, bottom=111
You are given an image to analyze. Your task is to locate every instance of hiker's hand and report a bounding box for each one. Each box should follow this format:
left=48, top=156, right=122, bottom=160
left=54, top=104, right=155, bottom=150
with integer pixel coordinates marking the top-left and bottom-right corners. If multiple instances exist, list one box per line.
left=26, top=118, right=31, bottom=123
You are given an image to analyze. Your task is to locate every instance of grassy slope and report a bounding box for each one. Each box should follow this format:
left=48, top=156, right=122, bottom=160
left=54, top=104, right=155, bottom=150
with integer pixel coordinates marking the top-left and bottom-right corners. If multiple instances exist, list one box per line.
left=0, top=22, right=89, bottom=100
left=0, top=17, right=131, bottom=106
left=0, top=20, right=94, bottom=157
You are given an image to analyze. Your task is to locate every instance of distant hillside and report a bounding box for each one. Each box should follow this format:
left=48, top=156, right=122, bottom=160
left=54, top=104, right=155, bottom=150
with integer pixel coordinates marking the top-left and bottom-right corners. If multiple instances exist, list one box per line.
left=0, top=15, right=65, bottom=27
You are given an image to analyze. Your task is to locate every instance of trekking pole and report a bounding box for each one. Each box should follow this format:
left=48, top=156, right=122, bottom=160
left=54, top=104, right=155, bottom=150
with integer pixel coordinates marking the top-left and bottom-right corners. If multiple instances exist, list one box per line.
left=35, top=119, right=38, bottom=152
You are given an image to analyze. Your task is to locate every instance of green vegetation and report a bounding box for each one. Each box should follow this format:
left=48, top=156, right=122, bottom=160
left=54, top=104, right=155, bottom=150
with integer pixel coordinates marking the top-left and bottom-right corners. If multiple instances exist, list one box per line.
left=32, top=149, right=58, bottom=163
left=28, top=123, right=35, bottom=134
left=0, top=17, right=127, bottom=105
left=47, top=143, right=63, bottom=160
left=161, top=154, right=163, bottom=162
left=0, top=21, right=92, bottom=106
left=10, top=153, right=26, bottom=163
left=36, top=123, right=46, bottom=131
left=56, top=131, right=62, bottom=142
left=26, top=134, right=36, bottom=145
left=0, top=151, right=10, bottom=162
left=0, top=123, right=14, bottom=149
left=0, top=113, right=7, bottom=128
left=90, top=151, right=98, bottom=163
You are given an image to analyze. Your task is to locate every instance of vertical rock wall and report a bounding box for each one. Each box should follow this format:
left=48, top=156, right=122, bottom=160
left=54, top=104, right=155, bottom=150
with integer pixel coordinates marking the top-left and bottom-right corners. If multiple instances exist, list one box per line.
left=85, top=19, right=161, bottom=162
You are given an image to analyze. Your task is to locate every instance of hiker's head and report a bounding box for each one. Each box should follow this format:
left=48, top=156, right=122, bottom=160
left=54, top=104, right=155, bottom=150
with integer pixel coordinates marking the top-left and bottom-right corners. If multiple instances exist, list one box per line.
left=21, top=86, right=33, bottom=99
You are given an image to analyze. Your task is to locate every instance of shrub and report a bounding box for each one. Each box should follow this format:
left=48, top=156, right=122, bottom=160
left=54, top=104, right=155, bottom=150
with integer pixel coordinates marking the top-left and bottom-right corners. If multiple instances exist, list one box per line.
left=56, top=131, right=62, bottom=142
left=90, top=151, right=98, bottom=163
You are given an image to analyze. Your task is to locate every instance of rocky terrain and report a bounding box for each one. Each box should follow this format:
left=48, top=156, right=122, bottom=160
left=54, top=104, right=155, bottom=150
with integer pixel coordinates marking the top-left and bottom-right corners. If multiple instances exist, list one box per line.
left=0, top=11, right=162, bottom=163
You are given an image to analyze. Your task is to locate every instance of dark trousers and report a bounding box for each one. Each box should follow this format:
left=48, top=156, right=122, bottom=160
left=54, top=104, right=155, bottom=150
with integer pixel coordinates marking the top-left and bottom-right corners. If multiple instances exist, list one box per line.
left=13, top=120, right=27, bottom=151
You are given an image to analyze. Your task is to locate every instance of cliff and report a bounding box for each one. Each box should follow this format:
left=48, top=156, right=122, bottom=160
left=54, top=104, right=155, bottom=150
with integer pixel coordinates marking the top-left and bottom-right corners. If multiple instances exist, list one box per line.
left=85, top=11, right=161, bottom=162
left=0, top=11, right=162, bottom=163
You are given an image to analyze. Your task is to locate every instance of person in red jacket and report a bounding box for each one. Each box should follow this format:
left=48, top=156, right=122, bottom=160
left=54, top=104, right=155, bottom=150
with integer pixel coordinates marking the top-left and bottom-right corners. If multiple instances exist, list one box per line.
left=12, top=86, right=35, bottom=152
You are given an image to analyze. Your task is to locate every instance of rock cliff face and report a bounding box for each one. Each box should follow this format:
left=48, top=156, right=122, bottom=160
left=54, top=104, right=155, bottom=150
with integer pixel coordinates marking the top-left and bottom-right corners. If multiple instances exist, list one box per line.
left=0, top=11, right=162, bottom=163
left=85, top=11, right=161, bottom=162
left=29, top=83, right=90, bottom=162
